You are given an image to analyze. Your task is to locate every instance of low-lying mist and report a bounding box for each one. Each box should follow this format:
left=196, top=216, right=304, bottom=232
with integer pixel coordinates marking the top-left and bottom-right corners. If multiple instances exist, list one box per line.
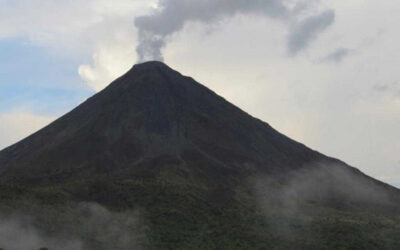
left=252, top=162, right=400, bottom=246
left=256, top=163, right=395, bottom=212
left=0, top=202, right=146, bottom=250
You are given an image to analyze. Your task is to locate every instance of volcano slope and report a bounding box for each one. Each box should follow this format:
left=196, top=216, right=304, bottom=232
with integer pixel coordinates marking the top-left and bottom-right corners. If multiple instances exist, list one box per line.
left=0, top=61, right=400, bottom=249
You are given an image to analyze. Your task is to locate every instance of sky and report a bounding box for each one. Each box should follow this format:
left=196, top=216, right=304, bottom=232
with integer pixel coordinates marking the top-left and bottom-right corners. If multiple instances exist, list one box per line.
left=0, top=0, right=399, bottom=187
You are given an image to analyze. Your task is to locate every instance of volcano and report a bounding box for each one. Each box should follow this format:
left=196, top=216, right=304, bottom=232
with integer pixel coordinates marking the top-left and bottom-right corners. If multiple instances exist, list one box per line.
left=0, top=61, right=400, bottom=249
left=0, top=61, right=325, bottom=182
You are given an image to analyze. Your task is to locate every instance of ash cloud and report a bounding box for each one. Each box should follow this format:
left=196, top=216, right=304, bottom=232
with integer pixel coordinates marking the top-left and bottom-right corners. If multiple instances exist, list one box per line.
left=134, top=0, right=335, bottom=62
left=0, top=202, right=146, bottom=250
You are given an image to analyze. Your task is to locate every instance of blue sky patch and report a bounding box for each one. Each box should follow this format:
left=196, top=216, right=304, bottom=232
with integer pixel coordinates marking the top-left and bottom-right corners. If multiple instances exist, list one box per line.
left=0, top=38, right=93, bottom=115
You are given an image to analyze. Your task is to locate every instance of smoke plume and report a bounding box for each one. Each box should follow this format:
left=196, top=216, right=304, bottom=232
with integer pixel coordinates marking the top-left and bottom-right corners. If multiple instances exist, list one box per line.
left=134, top=0, right=335, bottom=62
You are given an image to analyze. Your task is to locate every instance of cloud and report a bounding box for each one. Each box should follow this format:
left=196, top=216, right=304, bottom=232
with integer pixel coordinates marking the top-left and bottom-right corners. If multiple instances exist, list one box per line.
left=0, top=202, right=145, bottom=250
left=134, top=0, right=335, bottom=62
left=0, top=0, right=152, bottom=91
left=373, top=84, right=390, bottom=92
left=321, top=47, right=353, bottom=63
left=0, top=0, right=149, bottom=52
left=372, top=82, right=400, bottom=97
left=78, top=35, right=138, bottom=91
left=256, top=163, right=393, bottom=220
left=0, top=217, right=82, bottom=250
left=287, top=10, right=335, bottom=55
left=0, top=110, right=54, bottom=150
left=0, top=0, right=335, bottom=90
left=254, top=162, right=396, bottom=239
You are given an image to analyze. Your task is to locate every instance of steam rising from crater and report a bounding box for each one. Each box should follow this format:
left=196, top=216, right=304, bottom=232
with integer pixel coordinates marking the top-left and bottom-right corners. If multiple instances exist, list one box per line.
left=134, top=0, right=335, bottom=62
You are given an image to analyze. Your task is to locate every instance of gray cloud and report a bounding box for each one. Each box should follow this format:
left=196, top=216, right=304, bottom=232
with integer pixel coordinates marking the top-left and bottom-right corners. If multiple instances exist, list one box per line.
left=373, top=84, right=390, bottom=93
left=288, top=10, right=335, bottom=55
left=322, top=47, right=353, bottom=63
left=134, top=0, right=335, bottom=62
left=372, top=82, right=400, bottom=98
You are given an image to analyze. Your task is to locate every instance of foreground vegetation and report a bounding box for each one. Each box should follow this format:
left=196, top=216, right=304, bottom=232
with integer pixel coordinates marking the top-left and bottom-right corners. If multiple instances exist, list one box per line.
left=1, top=172, right=400, bottom=250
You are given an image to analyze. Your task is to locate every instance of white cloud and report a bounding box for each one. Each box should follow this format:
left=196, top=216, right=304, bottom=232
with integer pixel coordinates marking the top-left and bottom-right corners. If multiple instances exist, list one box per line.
left=78, top=41, right=136, bottom=91
left=77, top=22, right=139, bottom=91
left=0, top=110, right=54, bottom=150
left=0, top=0, right=154, bottom=91
left=0, top=0, right=151, bottom=50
